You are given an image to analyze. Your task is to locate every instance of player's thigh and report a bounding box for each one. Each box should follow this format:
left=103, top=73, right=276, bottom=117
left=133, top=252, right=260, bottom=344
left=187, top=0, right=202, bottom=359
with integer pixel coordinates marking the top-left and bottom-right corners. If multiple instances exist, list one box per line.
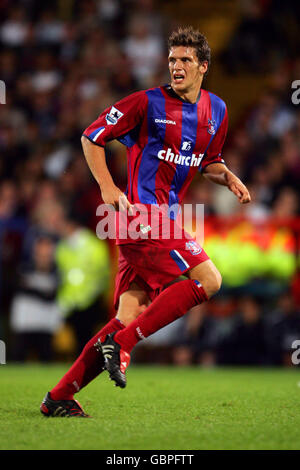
left=116, top=282, right=151, bottom=326
left=187, top=259, right=222, bottom=298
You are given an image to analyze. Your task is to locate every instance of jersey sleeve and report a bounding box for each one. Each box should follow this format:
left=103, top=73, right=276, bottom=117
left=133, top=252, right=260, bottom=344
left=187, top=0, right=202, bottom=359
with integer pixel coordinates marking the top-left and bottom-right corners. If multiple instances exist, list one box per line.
left=82, top=90, right=148, bottom=147
left=199, top=103, right=228, bottom=172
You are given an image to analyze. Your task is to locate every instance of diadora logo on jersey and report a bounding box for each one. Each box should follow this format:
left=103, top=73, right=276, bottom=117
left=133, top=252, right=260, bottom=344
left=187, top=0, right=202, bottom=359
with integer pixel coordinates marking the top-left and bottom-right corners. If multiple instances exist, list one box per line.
left=207, top=119, right=216, bottom=135
left=185, top=240, right=202, bottom=255
left=181, top=141, right=192, bottom=151
left=106, top=106, right=124, bottom=125
left=155, top=118, right=176, bottom=125
left=157, top=148, right=204, bottom=167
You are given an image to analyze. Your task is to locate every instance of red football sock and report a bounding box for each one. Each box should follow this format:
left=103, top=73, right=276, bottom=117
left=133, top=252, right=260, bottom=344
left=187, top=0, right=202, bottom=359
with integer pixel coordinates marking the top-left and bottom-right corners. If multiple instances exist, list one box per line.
left=114, top=279, right=208, bottom=354
left=50, top=317, right=124, bottom=401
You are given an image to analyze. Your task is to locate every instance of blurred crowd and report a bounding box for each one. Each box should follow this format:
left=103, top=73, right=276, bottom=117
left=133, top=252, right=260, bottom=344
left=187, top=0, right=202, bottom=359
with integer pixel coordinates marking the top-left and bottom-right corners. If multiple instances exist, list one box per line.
left=215, top=0, right=300, bottom=222
left=0, top=0, right=299, bottom=365
left=135, top=290, right=300, bottom=367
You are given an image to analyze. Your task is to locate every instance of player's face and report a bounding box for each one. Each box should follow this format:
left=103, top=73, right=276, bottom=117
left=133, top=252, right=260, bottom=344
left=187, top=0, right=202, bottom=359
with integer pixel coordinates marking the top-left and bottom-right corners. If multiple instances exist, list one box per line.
left=168, top=46, right=208, bottom=96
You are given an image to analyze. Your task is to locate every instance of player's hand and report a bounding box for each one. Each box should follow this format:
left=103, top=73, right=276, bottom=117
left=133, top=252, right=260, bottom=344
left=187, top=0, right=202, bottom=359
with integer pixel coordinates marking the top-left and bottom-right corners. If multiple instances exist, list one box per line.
left=226, top=173, right=251, bottom=204
left=100, top=184, right=134, bottom=214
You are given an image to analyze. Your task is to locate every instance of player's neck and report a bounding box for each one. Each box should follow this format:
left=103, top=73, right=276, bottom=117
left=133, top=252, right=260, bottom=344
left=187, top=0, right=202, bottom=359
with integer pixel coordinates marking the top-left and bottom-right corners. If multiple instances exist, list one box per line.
left=171, top=82, right=202, bottom=104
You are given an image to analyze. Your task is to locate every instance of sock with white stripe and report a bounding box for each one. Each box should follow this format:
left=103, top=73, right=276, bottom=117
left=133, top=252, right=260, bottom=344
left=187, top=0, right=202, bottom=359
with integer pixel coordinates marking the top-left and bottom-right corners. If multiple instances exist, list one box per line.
left=114, top=279, right=208, bottom=354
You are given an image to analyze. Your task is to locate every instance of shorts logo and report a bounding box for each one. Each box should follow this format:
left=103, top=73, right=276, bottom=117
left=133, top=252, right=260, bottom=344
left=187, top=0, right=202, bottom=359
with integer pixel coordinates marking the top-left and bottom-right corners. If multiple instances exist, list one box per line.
left=140, top=223, right=152, bottom=234
left=181, top=141, right=192, bottom=151
left=106, top=106, right=124, bottom=125
left=208, top=119, right=216, bottom=135
left=185, top=240, right=202, bottom=255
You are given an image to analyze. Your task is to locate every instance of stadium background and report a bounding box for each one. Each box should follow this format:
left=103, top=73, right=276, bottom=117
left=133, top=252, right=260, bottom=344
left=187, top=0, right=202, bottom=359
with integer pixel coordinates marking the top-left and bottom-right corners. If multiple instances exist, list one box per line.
left=0, top=0, right=299, bottom=368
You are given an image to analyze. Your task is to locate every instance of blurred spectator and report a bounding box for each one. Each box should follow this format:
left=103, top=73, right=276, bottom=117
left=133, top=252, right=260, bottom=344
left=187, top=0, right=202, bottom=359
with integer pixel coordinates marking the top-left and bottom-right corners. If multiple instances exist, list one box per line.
left=264, top=291, right=300, bottom=366
left=22, top=199, right=64, bottom=263
left=272, top=187, right=298, bottom=218
left=0, top=180, right=27, bottom=319
left=218, top=296, right=266, bottom=365
left=10, top=237, right=61, bottom=362
left=31, top=51, right=62, bottom=93
left=221, top=0, right=289, bottom=73
left=122, top=14, right=164, bottom=87
left=241, top=182, right=270, bottom=221
left=246, top=91, right=296, bottom=142
left=97, top=0, right=125, bottom=39
left=132, top=0, right=168, bottom=37
left=188, top=181, right=217, bottom=216
left=34, top=9, right=67, bottom=47
left=55, top=210, right=110, bottom=356
left=172, top=304, right=219, bottom=367
left=0, top=6, right=31, bottom=48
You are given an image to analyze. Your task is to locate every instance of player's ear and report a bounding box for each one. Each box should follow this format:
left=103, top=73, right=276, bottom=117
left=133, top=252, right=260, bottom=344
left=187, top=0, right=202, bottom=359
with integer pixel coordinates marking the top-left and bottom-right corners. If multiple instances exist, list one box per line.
left=199, top=61, right=208, bottom=74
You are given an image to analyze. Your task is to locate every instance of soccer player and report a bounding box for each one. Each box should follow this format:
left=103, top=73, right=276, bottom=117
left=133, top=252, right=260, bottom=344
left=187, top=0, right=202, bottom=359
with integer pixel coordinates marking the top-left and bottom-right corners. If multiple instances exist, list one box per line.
left=40, top=27, right=250, bottom=417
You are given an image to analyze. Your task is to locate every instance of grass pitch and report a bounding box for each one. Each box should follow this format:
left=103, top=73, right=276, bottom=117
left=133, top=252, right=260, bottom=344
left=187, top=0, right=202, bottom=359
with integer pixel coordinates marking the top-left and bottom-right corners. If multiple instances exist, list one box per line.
left=0, top=364, right=299, bottom=450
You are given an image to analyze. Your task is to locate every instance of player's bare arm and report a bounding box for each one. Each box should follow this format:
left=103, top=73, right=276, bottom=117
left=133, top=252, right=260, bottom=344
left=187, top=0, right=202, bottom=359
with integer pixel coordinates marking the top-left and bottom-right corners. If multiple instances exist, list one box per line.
left=202, top=162, right=251, bottom=204
left=81, top=135, right=132, bottom=212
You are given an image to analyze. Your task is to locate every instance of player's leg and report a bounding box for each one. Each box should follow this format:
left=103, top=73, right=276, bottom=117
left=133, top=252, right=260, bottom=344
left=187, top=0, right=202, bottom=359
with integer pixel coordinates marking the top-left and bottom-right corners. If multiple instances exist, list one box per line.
left=40, top=283, right=149, bottom=416
left=116, top=260, right=220, bottom=348
left=186, top=259, right=222, bottom=298
left=116, top=282, right=150, bottom=325
left=101, top=261, right=220, bottom=387
left=49, top=283, right=148, bottom=398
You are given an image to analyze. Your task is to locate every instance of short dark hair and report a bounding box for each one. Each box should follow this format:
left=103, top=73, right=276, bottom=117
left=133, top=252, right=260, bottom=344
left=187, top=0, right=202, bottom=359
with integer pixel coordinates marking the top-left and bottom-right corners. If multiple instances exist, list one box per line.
left=168, top=26, right=211, bottom=69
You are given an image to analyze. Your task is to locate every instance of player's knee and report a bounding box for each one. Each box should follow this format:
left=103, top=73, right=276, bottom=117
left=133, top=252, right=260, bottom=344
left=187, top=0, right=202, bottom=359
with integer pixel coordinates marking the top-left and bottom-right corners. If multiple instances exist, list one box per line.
left=116, top=311, right=137, bottom=326
left=200, top=269, right=222, bottom=299
left=116, top=304, right=146, bottom=326
left=206, top=270, right=222, bottom=298
left=189, top=260, right=222, bottom=300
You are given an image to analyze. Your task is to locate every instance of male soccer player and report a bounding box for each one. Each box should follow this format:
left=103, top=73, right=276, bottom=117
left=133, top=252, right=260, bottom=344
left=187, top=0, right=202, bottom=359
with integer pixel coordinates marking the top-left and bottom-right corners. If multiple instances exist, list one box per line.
left=40, top=27, right=250, bottom=417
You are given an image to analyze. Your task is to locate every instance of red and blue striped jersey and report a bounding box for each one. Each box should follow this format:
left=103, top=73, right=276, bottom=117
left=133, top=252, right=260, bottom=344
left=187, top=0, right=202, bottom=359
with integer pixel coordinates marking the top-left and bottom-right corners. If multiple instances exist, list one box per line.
left=83, top=85, right=228, bottom=208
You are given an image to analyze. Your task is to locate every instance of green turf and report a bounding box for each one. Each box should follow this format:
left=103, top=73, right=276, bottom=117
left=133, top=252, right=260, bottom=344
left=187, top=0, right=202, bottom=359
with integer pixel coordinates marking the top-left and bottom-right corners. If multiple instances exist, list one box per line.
left=0, top=364, right=299, bottom=450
